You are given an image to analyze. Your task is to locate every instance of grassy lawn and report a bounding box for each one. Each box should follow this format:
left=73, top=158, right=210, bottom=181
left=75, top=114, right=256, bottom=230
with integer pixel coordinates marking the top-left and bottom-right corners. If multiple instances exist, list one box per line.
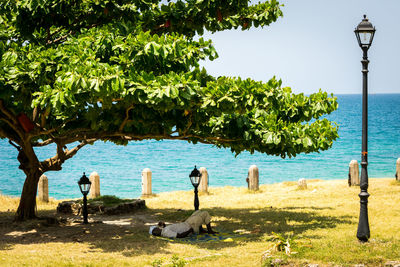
left=0, top=178, right=399, bottom=266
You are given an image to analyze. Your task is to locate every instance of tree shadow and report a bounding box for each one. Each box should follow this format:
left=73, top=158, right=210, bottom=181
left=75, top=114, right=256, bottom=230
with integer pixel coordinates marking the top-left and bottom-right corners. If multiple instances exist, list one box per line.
left=282, top=206, right=335, bottom=211
left=182, top=206, right=353, bottom=250
left=0, top=206, right=353, bottom=256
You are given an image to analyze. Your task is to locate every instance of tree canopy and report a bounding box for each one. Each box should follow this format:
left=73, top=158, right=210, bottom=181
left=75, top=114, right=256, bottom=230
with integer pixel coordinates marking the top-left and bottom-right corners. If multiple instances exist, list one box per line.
left=0, top=0, right=338, bottom=220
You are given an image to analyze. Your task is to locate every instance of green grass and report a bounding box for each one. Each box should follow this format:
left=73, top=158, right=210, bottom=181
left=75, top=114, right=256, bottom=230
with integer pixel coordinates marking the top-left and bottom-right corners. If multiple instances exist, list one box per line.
left=0, top=178, right=399, bottom=266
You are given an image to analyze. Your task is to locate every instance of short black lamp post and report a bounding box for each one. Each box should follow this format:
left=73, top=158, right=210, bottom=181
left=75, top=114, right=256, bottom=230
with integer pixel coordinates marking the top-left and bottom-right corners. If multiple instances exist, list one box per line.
left=78, top=172, right=91, bottom=224
left=189, top=166, right=201, bottom=211
left=354, top=15, right=376, bottom=242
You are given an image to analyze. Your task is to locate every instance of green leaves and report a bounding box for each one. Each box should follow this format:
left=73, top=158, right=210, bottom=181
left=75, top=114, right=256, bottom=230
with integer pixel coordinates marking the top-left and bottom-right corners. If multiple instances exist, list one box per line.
left=2, top=0, right=283, bottom=45
left=193, top=76, right=338, bottom=157
left=2, top=51, right=18, bottom=65
left=0, top=0, right=338, bottom=158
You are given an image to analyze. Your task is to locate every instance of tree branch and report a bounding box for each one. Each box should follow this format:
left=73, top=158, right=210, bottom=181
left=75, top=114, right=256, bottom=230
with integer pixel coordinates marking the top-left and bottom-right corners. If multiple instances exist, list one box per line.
left=40, top=139, right=97, bottom=172
left=0, top=99, right=18, bottom=124
left=66, top=130, right=240, bottom=146
left=181, top=112, right=193, bottom=136
left=119, top=105, right=134, bottom=131
left=46, top=22, right=100, bottom=45
left=46, top=31, right=72, bottom=45
left=65, top=138, right=96, bottom=159
left=0, top=127, right=7, bottom=138
left=0, top=101, right=24, bottom=141
left=31, top=123, right=57, bottom=136
left=8, top=140, right=21, bottom=151
left=0, top=126, right=20, bottom=144
left=0, top=118, right=22, bottom=138
left=100, top=132, right=239, bottom=144
left=37, top=127, right=240, bottom=172
left=56, top=142, right=66, bottom=161
left=32, top=138, right=54, bottom=147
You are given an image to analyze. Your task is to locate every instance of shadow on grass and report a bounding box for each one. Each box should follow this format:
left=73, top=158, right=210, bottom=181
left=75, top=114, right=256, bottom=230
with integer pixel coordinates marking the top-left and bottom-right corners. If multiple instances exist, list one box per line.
left=0, top=210, right=16, bottom=250
left=282, top=206, right=334, bottom=211
left=0, top=206, right=353, bottom=256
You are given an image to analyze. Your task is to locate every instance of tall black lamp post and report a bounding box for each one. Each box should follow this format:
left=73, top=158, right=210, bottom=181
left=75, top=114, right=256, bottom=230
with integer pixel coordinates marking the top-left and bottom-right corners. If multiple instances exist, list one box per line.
left=78, top=172, right=91, bottom=224
left=354, top=15, right=376, bottom=242
left=189, top=166, right=201, bottom=211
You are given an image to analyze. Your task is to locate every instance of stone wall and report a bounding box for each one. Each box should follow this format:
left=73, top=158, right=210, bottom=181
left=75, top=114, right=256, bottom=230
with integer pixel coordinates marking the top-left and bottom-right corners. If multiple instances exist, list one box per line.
left=57, top=199, right=146, bottom=215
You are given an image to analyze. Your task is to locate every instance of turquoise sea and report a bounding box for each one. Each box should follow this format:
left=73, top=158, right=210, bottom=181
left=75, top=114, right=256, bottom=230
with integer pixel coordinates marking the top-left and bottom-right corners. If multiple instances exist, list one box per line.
left=1, top=94, right=399, bottom=199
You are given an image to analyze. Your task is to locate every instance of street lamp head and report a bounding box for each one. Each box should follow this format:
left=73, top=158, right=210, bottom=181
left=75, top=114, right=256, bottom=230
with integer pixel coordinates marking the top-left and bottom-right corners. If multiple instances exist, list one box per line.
left=189, top=165, right=201, bottom=187
left=355, top=15, right=376, bottom=49
left=78, top=172, right=91, bottom=195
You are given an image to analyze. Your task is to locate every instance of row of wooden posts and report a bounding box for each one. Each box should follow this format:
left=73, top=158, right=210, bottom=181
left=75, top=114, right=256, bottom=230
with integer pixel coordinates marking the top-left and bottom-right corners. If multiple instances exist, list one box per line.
left=38, top=172, right=101, bottom=202
left=37, top=159, right=400, bottom=202
left=36, top=166, right=259, bottom=202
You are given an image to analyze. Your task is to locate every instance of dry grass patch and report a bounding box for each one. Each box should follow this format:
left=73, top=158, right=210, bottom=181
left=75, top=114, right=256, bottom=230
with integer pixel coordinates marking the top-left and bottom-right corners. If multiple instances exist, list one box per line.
left=0, top=178, right=399, bottom=266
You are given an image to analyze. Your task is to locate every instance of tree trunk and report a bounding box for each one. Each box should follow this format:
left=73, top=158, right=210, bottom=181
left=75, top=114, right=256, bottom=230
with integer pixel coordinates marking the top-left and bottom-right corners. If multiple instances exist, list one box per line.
left=15, top=168, right=43, bottom=221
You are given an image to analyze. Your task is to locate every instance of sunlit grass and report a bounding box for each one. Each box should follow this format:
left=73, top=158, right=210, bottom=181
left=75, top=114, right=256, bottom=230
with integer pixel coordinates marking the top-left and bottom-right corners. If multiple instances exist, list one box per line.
left=0, top=194, right=60, bottom=213
left=0, top=178, right=399, bottom=266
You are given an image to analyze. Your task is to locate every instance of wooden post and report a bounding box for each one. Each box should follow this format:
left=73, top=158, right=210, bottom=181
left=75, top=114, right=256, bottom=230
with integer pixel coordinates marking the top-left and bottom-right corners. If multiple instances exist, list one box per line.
left=298, top=178, right=307, bottom=189
left=348, top=160, right=360, bottom=186
left=142, top=168, right=152, bottom=196
left=396, top=158, right=400, bottom=181
left=38, top=174, right=49, bottom=202
left=89, top=172, right=100, bottom=198
left=199, top=167, right=208, bottom=193
left=248, top=165, right=259, bottom=191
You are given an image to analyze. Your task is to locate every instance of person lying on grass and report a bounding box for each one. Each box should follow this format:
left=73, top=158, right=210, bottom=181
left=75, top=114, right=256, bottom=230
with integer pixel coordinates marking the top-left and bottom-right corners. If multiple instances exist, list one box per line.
left=149, top=210, right=218, bottom=238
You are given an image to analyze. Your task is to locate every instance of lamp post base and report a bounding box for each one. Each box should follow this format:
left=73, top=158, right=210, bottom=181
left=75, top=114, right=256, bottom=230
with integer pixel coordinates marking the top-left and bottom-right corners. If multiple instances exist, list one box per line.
left=357, top=191, right=370, bottom=242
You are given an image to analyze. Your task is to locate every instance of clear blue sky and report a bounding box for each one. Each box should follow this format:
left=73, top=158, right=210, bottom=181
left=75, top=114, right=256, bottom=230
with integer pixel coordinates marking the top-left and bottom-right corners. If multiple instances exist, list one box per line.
left=200, top=0, right=399, bottom=95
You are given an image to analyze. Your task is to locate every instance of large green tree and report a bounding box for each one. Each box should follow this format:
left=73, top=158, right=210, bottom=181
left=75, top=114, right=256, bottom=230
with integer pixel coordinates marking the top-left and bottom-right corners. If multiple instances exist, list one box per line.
left=0, top=0, right=338, bottom=221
